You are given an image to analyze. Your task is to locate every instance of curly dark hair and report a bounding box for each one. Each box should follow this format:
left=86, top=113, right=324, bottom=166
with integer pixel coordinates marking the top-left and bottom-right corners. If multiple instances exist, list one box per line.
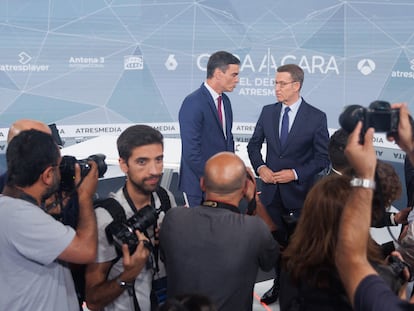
left=283, top=174, right=384, bottom=285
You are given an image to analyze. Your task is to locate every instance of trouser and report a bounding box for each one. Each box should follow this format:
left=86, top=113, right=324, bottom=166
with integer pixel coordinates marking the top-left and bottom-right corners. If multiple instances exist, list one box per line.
left=267, top=188, right=301, bottom=290
left=266, top=188, right=301, bottom=247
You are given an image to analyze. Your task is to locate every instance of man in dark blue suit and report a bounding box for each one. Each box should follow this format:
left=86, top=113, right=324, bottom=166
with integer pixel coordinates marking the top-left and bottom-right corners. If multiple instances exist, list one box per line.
left=247, top=64, right=330, bottom=304
left=179, top=51, right=240, bottom=207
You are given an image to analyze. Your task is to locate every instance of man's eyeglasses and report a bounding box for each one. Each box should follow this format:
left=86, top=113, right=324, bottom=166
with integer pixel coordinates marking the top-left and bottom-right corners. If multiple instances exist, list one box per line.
left=274, top=81, right=297, bottom=88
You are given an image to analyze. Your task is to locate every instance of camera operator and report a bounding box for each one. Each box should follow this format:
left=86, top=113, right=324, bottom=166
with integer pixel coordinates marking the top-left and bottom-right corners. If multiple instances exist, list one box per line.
left=336, top=103, right=414, bottom=310
left=0, top=129, right=98, bottom=311
left=159, top=152, right=279, bottom=311
left=85, top=125, right=177, bottom=311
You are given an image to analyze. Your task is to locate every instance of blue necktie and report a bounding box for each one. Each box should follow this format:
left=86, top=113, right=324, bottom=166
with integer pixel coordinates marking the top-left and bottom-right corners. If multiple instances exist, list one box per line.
left=280, top=107, right=290, bottom=146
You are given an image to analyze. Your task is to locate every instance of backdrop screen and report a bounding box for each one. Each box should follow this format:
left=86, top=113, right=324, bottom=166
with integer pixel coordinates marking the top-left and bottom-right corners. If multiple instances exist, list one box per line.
left=0, top=0, right=413, bottom=146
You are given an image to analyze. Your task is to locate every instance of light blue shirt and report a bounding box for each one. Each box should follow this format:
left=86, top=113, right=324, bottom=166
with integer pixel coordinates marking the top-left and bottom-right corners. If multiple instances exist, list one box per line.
left=279, top=97, right=302, bottom=136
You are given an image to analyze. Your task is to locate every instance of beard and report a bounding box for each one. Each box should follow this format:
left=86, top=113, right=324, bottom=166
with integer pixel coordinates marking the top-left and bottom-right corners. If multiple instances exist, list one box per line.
left=41, top=172, right=60, bottom=202
left=128, top=174, right=162, bottom=195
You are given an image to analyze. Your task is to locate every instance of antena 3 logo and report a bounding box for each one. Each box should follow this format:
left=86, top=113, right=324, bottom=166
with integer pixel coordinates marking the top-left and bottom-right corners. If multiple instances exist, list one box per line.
left=69, top=56, right=105, bottom=68
left=0, top=52, right=49, bottom=72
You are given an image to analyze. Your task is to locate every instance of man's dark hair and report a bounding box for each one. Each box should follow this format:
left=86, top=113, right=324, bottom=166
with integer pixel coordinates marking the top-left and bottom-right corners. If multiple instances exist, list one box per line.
left=277, top=64, right=304, bottom=90
left=6, top=129, right=60, bottom=187
left=328, top=129, right=350, bottom=172
left=206, top=51, right=240, bottom=79
left=117, top=125, right=163, bottom=161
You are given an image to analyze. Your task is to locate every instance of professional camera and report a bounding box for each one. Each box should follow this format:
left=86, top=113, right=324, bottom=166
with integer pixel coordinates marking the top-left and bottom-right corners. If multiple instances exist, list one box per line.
left=59, top=153, right=107, bottom=192
left=339, top=100, right=400, bottom=136
left=388, top=255, right=413, bottom=281
left=105, top=205, right=158, bottom=254
left=376, top=255, right=413, bottom=294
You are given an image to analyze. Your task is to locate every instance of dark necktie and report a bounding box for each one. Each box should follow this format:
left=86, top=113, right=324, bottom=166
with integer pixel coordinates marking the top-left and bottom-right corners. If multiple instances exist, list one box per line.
left=217, top=95, right=223, bottom=127
left=280, top=107, right=290, bottom=146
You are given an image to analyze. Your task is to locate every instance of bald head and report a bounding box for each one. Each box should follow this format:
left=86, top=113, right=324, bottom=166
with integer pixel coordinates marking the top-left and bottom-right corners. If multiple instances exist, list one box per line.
left=203, top=152, right=247, bottom=197
left=7, top=119, right=51, bottom=143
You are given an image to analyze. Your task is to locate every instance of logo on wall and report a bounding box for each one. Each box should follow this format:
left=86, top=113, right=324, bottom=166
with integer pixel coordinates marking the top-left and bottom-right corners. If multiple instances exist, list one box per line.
left=0, top=52, right=49, bottom=72
left=357, top=59, right=376, bottom=76
left=69, top=56, right=105, bottom=68
left=391, top=59, right=414, bottom=79
left=165, top=54, right=178, bottom=70
left=18, top=52, right=32, bottom=65
left=124, top=55, right=144, bottom=70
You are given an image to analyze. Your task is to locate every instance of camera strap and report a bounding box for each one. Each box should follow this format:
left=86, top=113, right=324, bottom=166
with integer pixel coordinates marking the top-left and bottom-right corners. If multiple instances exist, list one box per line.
left=202, top=200, right=240, bottom=214
left=3, top=185, right=39, bottom=207
left=124, top=279, right=141, bottom=311
left=122, top=185, right=155, bottom=215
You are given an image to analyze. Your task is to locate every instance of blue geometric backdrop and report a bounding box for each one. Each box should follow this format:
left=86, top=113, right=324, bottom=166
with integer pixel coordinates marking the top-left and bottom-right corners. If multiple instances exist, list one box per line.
left=0, top=0, right=413, bottom=131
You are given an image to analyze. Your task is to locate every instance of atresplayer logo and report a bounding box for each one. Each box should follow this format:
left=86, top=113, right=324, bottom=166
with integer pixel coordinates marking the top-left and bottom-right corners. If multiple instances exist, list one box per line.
left=18, top=52, right=32, bottom=65
left=0, top=52, right=49, bottom=72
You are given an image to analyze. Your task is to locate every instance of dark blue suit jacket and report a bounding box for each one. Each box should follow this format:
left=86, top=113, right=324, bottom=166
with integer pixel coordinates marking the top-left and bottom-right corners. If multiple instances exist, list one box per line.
left=179, top=83, right=234, bottom=198
left=247, top=99, right=330, bottom=211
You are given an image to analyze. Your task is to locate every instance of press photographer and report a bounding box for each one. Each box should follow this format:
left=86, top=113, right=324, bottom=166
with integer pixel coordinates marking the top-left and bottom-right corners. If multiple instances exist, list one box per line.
left=159, top=152, right=279, bottom=311
left=0, top=129, right=98, bottom=310
left=84, top=125, right=176, bottom=311
left=336, top=102, right=414, bottom=310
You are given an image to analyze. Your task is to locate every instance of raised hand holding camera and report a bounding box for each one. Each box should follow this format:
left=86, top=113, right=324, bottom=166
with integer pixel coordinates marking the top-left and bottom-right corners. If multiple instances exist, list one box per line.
left=344, top=121, right=377, bottom=180
left=60, top=154, right=107, bottom=192
left=120, top=230, right=151, bottom=283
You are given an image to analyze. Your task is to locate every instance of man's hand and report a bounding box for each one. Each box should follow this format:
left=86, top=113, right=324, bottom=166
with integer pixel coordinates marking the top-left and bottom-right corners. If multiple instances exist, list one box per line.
left=75, top=161, right=99, bottom=201
left=344, top=121, right=376, bottom=180
left=258, top=166, right=275, bottom=184
left=245, top=167, right=257, bottom=201
left=121, top=231, right=151, bottom=282
left=272, top=169, right=295, bottom=183
left=389, top=103, right=414, bottom=157
left=394, top=207, right=411, bottom=225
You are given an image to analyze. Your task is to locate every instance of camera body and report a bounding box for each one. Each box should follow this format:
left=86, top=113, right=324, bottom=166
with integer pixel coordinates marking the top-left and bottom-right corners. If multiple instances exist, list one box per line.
left=339, top=100, right=399, bottom=135
left=388, top=255, right=410, bottom=280
left=105, top=205, right=158, bottom=254
left=59, top=153, right=107, bottom=192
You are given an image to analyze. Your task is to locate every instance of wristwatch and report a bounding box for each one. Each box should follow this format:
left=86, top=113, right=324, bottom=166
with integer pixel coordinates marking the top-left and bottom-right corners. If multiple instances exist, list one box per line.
left=350, top=177, right=376, bottom=190
left=116, top=277, right=134, bottom=289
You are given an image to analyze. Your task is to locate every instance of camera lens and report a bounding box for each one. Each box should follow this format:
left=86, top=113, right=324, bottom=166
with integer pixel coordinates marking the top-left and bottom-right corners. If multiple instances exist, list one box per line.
left=59, top=153, right=107, bottom=192
left=338, top=105, right=365, bottom=133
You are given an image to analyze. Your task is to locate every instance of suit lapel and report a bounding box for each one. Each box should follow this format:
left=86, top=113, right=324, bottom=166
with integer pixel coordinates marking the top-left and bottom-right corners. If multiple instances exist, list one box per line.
left=284, top=99, right=308, bottom=148
left=201, top=84, right=223, bottom=129
left=201, top=84, right=226, bottom=138
left=271, top=103, right=283, bottom=148
left=222, top=96, right=232, bottom=139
